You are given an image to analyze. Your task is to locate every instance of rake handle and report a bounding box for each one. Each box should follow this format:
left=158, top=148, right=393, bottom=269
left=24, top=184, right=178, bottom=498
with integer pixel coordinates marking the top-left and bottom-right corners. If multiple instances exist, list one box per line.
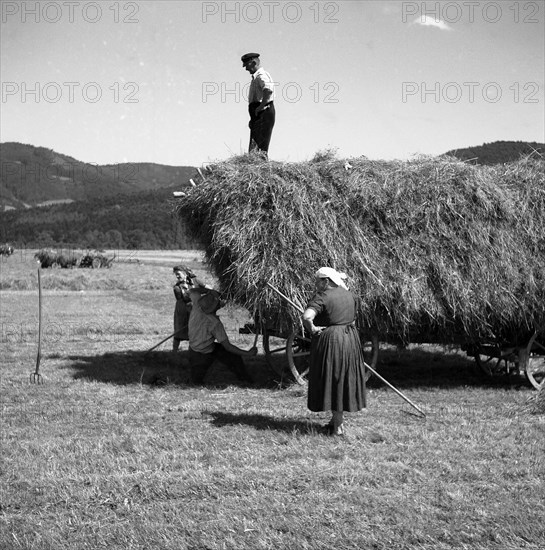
left=266, top=282, right=426, bottom=417
left=146, top=325, right=189, bottom=353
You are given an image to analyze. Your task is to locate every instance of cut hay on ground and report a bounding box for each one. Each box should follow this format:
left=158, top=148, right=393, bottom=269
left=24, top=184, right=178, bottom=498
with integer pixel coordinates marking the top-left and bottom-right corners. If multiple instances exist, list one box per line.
left=534, top=384, right=545, bottom=412
left=522, top=382, right=545, bottom=414
left=175, top=152, right=545, bottom=346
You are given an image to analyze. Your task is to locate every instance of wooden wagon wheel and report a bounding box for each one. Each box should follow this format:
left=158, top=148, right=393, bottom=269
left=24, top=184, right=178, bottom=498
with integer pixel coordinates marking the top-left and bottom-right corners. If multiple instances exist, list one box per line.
left=263, top=325, right=379, bottom=386
left=262, top=326, right=292, bottom=377
left=524, top=333, right=545, bottom=390
left=474, top=344, right=518, bottom=378
left=362, top=332, right=380, bottom=382
left=285, top=323, right=311, bottom=385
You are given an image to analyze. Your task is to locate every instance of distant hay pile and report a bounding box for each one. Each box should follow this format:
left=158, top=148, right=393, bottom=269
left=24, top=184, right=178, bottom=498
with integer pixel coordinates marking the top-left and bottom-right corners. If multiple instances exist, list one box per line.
left=176, top=152, right=545, bottom=345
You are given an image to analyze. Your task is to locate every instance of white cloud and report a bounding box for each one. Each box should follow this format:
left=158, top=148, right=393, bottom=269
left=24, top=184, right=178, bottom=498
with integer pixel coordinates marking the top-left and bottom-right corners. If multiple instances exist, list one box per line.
left=413, top=15, right=453, bottom=31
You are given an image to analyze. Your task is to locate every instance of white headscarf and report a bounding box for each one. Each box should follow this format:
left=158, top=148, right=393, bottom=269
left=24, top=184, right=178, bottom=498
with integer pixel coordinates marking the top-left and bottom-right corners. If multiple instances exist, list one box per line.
left=315, top=267, right=349, bottom=290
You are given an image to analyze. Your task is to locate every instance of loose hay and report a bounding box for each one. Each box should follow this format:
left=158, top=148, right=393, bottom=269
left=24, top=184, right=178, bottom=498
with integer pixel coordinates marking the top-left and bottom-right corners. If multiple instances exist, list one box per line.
left=175, top=152, right=545, bottom=346
left=534, top=384, right=545, bottom=413
left=522, top=382, right=545, bottom=414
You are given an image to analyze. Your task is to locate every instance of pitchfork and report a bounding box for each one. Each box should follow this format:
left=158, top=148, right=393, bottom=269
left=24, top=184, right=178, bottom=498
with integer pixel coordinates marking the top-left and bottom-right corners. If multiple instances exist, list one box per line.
left=30, top=268, right=44, bottom=384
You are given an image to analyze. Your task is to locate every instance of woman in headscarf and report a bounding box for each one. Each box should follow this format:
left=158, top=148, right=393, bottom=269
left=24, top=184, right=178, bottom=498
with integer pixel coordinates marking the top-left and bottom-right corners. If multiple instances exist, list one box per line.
left=302, top=267, right=367, bottom=436
left=172, top=265, right=197, bottom=352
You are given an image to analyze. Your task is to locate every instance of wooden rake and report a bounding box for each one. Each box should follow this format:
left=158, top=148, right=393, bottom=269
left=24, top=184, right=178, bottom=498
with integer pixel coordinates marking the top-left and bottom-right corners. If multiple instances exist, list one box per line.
left=146, top=326, right=187, bottom=354
left=266, top=282, right=426, bottom=417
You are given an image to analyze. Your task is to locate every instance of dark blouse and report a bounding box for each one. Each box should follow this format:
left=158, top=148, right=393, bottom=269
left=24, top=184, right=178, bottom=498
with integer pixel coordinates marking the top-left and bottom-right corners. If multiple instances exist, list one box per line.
left=306, top=287, right=356, bottom=326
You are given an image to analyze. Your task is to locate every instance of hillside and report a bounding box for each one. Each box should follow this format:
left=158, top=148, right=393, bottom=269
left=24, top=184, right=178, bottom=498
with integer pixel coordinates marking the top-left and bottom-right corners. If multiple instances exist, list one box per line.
left=0, top=142, right=195, bottom=209
left=2, top=140, right=543, bottom=250
left=0, top=186, right=201, bottom=249
left=445, top=140, right=544, bottom=165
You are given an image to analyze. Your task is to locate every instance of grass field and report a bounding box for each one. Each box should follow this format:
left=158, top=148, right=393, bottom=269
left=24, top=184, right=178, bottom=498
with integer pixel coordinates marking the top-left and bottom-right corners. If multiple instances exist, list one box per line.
left=1, top=251, right=543, bottom=550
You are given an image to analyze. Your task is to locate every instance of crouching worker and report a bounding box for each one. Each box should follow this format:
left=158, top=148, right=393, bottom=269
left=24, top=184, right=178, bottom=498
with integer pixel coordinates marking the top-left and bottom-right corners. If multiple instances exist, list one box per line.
left=187, top=287, right=257, bottom=384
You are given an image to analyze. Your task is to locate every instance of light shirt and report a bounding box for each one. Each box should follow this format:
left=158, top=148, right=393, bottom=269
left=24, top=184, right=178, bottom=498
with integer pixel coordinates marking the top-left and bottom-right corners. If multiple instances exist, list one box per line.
left=188, top=291, right=228, bottom=354
left=248, top=67, right=275, bottom=103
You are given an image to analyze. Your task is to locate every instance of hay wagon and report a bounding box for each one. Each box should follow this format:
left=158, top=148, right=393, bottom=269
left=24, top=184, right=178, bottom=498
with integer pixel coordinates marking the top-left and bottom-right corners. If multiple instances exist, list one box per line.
left=177, top=153, right=545, bottom=391
left=79, top=250, right=115, bottom=269
left=241, top=320, right=545, bottom=390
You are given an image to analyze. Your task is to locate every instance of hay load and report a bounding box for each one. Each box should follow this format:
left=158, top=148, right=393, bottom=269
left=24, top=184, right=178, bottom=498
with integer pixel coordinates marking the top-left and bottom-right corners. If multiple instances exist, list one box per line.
left=175, top=152, right=545, bottom=345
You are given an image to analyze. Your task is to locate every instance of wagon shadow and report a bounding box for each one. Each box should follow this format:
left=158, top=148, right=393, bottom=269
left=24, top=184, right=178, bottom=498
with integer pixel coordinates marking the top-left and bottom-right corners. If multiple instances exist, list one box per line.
left=64, top=350, right=274, bottom=388
left=370, top=346, right=531, bottom=390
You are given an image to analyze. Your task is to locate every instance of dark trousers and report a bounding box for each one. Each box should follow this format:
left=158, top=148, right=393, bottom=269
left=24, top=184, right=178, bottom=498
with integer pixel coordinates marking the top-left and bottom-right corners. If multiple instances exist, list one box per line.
left=249, top=101, right=275, bottom=155
left=189, top=344, right=251, bottom=384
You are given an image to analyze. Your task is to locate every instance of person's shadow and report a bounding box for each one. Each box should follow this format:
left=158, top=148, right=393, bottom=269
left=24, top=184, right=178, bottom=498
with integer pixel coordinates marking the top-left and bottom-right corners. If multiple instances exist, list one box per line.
left=63, top=350, right=274, bottom=388
left=205, top=410, right=323, bottom=435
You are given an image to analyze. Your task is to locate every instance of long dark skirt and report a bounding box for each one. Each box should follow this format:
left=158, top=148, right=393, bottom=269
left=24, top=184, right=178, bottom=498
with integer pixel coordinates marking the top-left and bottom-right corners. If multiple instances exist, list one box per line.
left=174, top=300, right=190, bottom=341
left=307, top=324, right=367, bottom=412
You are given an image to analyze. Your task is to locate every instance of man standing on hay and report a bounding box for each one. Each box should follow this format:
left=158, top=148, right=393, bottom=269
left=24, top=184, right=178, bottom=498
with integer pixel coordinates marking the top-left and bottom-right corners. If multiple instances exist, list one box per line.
left=241, top=52, right=275, bottom=157
left=187, top=287, right=257, bottom=385
left=302, top=268, right=367, bottom=436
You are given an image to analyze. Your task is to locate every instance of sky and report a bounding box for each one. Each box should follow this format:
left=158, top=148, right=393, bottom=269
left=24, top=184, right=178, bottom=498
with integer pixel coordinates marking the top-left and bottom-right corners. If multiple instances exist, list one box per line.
left=1, top=0, right=544, bottom=167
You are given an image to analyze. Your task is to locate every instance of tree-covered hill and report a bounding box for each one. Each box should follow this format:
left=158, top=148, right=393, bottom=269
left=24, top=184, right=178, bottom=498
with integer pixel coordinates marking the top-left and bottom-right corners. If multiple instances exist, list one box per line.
left=445, top=140, right=544, bottom=164
left=0, top=186, right=201, bottom=249
left=0, top=142, right=195, bottom=209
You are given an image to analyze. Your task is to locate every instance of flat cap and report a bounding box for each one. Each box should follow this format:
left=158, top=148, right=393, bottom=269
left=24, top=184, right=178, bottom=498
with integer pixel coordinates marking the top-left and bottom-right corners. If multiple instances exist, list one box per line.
left=198, top=289, right=225, bottom=314
left=241, top=52, right=260, bottom=65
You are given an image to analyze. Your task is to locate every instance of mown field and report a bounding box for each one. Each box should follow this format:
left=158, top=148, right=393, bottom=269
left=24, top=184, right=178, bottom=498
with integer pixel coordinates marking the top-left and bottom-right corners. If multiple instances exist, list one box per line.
left=0, top=251, right=543, bottom=550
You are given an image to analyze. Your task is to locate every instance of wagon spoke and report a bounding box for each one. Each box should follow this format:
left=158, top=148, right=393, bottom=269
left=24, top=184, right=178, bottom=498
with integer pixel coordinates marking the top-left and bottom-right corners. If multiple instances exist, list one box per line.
left=474, top=350, right=504, bottom=377
left=286, top=330, right=311, bottom=385
left=268, top=345, right=287, bottom=354
left=533, top=340, right=545, bottom=352
left=262, top=329, right=290, bottom=376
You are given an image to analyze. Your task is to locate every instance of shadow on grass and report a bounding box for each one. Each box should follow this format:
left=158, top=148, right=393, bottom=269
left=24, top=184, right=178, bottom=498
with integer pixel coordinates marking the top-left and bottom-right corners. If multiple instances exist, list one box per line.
left=264, top=345, right=533, bottom=391
left=64, top=350, right=275, bottom=388
left=62, top=346, right=533, bottom=391
left=370, top=346, right=532, bottom=390
left=206, top=410, right=322, bottom=435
